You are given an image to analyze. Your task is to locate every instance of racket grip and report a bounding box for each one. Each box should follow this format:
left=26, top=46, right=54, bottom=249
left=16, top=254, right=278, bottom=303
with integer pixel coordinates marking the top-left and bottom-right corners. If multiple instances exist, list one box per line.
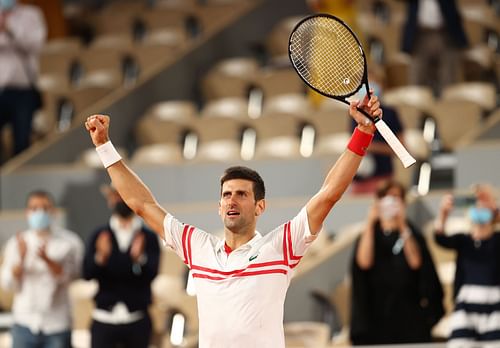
left=374, top=119, right=416, bottom=168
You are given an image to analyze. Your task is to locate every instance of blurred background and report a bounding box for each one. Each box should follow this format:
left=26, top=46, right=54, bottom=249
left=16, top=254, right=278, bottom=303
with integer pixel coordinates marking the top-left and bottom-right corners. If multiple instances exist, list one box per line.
left=0, top=0, right=499, bottom=347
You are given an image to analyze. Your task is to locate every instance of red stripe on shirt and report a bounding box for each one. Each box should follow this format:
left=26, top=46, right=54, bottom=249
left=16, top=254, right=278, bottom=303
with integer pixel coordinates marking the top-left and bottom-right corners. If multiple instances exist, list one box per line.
left=187, top=225, right=195, bottom=268
left=286, top=221, right=303, bottom=261
left=181, top=225, right=189, bottom=265
left=248, top=260, right=287, bottom=268
left=283, top=222, right=289, bottom=266
left=192, top=260, right=288, bottom=276
left=192, top=268, right=287, bottom=281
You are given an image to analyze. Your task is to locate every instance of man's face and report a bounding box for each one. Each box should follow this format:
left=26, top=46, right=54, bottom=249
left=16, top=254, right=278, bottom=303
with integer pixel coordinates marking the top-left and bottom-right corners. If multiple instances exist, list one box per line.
left=219, top=179, right=264, bottom=233
left=26, top=195, right=53, bottom=215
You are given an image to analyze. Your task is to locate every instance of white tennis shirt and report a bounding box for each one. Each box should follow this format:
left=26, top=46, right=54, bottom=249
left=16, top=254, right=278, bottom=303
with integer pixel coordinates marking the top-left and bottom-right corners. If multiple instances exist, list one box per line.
left=163, top=207, right=317, bottom=348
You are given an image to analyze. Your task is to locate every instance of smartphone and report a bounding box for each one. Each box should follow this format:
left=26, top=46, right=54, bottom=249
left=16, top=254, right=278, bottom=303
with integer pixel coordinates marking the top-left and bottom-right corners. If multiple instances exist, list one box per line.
left=453, top=195, right=476, bottom=207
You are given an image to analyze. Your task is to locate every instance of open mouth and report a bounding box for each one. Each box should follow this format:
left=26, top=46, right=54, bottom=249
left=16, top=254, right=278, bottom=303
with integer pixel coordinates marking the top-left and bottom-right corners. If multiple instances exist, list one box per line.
left=227, top=210, right=240, bottom=216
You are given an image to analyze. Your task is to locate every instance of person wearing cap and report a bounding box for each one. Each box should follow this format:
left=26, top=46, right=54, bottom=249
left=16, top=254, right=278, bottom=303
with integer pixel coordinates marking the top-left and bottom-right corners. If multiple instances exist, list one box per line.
left=82, top=186, right=160, bottom=348
left=434, top=185, right=500, bottom=345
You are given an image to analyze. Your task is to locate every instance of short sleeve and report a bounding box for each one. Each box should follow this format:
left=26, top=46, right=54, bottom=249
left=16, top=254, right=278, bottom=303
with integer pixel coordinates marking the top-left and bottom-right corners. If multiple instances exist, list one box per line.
left=163, top=213, right=189, bottom=260
left=287, top=207, right=318, bottom=259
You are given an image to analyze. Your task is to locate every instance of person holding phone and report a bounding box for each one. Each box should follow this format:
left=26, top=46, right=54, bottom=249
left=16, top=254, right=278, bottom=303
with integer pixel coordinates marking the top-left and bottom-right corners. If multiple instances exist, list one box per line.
left=434, top=185, right=500, bottom=345
left=350, top=180, right=444, bottom=345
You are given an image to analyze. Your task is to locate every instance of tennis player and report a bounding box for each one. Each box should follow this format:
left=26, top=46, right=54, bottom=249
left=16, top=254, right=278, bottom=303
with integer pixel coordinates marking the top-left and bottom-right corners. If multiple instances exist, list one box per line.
left=85, top=93, right=382, bottom=348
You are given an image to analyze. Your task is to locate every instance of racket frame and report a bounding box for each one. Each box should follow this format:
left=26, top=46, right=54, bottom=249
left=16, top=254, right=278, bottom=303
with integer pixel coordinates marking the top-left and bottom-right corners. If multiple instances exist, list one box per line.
left=288, top=13, right=416, bottom=168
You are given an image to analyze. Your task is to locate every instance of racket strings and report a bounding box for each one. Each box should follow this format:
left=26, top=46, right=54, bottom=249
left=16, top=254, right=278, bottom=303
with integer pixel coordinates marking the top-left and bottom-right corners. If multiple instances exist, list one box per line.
left=289, top=16, right=365, bottom=97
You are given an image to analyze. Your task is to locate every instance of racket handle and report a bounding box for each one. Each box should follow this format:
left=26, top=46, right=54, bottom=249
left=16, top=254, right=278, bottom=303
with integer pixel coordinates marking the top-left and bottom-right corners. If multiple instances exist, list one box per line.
left=374, top=119, right=416, bottom=168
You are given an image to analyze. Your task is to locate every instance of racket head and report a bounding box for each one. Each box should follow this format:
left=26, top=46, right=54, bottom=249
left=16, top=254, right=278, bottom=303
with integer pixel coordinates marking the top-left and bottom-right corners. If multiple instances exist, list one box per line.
left=288, top=13, right=369, bottom=100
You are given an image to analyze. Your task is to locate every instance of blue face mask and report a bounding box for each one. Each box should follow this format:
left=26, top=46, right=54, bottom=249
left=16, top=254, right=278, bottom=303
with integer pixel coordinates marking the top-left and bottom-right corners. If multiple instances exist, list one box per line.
left=354, top=81, right=382, bottom=101
left=0, top=0, right=16, bottom=11
left=28, top=210, right=52, bottom=230
left=469, top=207, right=493, bottom=225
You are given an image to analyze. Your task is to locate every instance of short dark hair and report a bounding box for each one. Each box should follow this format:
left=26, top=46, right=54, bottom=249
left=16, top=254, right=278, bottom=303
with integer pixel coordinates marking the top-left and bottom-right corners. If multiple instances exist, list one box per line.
left=26, top=190, right=55, bottom=206
left=220, top=166, right=265, bottom=201
left=375, top=180, right=406, bottom=203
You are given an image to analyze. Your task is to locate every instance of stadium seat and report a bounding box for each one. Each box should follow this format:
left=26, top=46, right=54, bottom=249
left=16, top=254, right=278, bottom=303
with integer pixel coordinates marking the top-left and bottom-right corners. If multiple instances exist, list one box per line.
left=383, top=85, right=436, bottom=113
left=262, top=93, right=312, bottom=119
left=193, top=116, right=250, bottom=162
left=252, top=114, right=303, bottom=159
left=441, top=82, right=496, bottom=111
left=429, top=100, right=483, bottom=151
left=131, top=143, right=184, bottom=165
left=200, top=97, right=249, bottom=119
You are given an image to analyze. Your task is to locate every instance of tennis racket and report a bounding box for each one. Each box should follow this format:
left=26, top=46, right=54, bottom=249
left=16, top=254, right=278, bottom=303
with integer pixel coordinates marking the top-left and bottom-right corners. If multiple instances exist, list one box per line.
left=288, top=14, right=416, bottom=168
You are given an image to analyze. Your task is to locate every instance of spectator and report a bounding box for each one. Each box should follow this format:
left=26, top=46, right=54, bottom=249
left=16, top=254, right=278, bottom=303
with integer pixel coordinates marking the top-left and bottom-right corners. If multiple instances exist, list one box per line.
left=350, top=66, right=405, bottom=195
left=84, top=91, right=382, bottom=347
left=401, top=0, right=469, bottom=95
left=350, top=180, right=444, bottom=345
left=0, top=0, right=46, bottom=161
left=0, top=190, right=84, bottom=348
left=83, top=185, right=160, bottom=348
left=434, top=185, right=500, bottom=345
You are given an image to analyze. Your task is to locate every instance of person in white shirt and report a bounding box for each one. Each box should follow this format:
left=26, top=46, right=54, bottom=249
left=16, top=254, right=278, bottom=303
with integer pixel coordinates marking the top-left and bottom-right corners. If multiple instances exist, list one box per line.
left=84, top=92, right=382, bottom=348
left=0, top=190, right=84, bottom=348
left=0, top=0, right=46, bottom=160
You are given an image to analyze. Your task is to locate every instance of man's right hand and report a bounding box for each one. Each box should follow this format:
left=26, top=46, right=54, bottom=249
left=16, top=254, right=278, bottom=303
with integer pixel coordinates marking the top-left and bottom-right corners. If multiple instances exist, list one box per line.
left=95, top=231, right=112, bottom=265
left=85, top=115, right=110, bottom=147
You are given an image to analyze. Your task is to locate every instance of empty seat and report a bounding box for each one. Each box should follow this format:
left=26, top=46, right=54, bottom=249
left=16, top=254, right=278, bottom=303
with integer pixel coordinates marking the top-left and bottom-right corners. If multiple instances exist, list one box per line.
left=251, top=115, right=303, bottom=160
left=193, top=117, right=250, bottom=162
left=200, top=97, right=249, bottom=119
left=308, top=109, right=350, bottom=156
left=262, top=93, right=312, bottom=118
left=131, top=143, right=184, bottom=165
left=265, top=16, right=304, bottom=59
left=201, top=57, right=259, bottom=100
left=136, top=117, right=193, bottom=146
left=384, top=52, right=412, bottom=89
left=253, top=68, right=305, bottom=99
left=441, top=82, right=496, bottom=111
left=146, top=100, right=198, bottom=123
left=429, top=100, right=483, bottom=150
left=383, top=85, right=435, bottom=113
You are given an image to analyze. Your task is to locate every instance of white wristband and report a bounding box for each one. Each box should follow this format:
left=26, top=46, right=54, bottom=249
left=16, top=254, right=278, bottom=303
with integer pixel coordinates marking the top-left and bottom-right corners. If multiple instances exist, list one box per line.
left=96, top=141, right=122, bottom=168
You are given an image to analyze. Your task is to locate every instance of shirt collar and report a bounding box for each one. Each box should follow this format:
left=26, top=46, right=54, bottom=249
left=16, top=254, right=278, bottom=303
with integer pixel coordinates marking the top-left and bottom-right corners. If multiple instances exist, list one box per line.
left=217, top=231, right=262, bottom=253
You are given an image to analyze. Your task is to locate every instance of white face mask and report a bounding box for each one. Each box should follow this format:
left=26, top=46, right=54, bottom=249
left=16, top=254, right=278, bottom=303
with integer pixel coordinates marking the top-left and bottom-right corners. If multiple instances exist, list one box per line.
left=379, top=196, right=400, bottom=220
left=27, top=209, right=52, bottom=230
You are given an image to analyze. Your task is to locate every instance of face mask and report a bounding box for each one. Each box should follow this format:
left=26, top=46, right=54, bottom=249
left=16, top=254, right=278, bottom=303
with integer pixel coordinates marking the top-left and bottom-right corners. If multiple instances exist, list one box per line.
left=469, top=207, right=493, bottom=225
left=0, top=0, right=16, bottom=11
left=379, top=195, right=400, bottom=220
left=113, top=201, right=134, bottom=219
left=353, top=81, right=382, bottom=101
left=28, top=209, right=52, bottom=230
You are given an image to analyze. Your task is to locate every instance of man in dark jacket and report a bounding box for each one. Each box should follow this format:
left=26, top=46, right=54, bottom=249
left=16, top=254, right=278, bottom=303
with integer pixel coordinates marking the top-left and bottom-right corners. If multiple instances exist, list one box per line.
left=401, top=0, right=469, bottom=95
left=83, top=186, right=160, bottom=348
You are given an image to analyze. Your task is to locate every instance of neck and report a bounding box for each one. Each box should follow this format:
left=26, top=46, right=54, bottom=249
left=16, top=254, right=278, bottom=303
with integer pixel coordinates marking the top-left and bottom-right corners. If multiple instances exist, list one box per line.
left=224, top=228, right=256, bottom=250
left=380, top=218, right=398, bottom=231
left=36, top=228, right=51, bottom=237
left=471, top=225, right=494, bottom=240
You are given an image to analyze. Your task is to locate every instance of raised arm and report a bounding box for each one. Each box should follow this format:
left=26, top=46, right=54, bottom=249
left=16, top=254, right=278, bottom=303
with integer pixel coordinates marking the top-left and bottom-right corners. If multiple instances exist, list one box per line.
left=434, top=193, right=454, bottom=235
left=85, top=115, right=167, bottom=239
left=306, top=94, right=381, bottom=234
